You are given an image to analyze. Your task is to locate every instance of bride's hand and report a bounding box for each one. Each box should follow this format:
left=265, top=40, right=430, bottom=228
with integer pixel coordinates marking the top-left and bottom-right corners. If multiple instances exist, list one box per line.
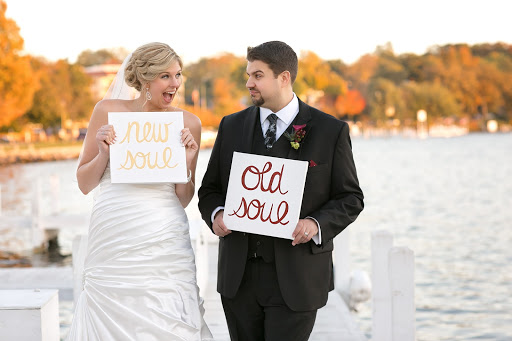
left=96, top=125, right=116, bottom=155
left=181, top=128, right=198, bottom=168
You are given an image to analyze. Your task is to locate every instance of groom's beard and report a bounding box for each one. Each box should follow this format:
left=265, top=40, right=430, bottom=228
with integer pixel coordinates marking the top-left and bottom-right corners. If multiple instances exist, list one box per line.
left=248, top=87, right=265, bottom=106
left=251, top=97, right=265, bottom=106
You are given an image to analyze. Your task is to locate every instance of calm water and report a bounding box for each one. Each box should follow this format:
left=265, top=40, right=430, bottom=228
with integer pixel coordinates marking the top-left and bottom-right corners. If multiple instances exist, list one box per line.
left=1, top=133, right=511, bottom=340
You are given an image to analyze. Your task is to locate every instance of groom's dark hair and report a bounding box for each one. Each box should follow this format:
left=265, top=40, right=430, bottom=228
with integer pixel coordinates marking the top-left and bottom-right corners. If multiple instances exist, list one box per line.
left=247, top=41, right=298, bottom=84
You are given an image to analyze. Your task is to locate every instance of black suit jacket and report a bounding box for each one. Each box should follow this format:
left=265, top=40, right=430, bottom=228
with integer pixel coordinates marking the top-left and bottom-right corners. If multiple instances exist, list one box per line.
left=198, top=98, right=364, bottom=311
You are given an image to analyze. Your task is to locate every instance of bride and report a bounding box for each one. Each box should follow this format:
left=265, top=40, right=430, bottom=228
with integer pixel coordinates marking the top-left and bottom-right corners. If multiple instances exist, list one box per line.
left=67, top=42, right=213, bottom=340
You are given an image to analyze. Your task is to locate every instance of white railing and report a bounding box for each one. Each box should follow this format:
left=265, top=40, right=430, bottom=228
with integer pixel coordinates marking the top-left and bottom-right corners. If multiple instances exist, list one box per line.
left=334, top=228, right=372, bottom=312
left=0, top=178, right=90, bottom=253
left=0, top=289, right=60, bottom=341
left=372, top=230, right=415, bottom=341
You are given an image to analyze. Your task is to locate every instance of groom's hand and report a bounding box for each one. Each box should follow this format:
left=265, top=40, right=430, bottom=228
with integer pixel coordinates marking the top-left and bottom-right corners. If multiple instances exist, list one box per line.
left=291, top=218, right=318, bottom=246
left=213, top=210, right=232, bottom=237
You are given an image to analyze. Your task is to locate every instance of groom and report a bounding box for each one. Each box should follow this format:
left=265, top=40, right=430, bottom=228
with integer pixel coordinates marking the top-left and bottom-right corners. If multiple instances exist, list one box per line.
left=198, top=41, right=364, bottom=341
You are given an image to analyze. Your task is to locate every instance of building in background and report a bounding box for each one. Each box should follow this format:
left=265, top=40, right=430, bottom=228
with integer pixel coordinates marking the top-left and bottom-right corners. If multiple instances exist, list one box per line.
left=84, top=64, right=122, bottom=100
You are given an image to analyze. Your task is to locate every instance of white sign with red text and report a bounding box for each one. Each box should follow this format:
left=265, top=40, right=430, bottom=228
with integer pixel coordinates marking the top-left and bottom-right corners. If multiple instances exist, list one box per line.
left=108, top=112, right=188, bottom=183
left=224, top=152, right=308, bottom=240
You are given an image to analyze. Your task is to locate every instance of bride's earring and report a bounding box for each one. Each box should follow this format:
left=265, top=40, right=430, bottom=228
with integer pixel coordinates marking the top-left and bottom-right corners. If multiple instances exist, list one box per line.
left=146, top=87, right=152, bottom=101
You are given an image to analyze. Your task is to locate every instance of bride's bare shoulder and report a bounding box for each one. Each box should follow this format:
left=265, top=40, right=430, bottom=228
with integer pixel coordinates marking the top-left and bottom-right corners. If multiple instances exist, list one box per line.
left=94, top=99, right=133, bottom=113
left=180, top=108, right=201, bottom=129
left=88, top=99, right=134, bottom=125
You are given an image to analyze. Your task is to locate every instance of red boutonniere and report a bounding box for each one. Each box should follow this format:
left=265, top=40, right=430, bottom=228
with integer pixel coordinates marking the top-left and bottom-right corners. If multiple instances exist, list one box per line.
left=284, top=124, right=306, bottom=150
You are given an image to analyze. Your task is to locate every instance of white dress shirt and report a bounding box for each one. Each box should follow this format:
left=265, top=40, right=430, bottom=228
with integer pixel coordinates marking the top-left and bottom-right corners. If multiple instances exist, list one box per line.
left=259, top=93, right=300, bottom=141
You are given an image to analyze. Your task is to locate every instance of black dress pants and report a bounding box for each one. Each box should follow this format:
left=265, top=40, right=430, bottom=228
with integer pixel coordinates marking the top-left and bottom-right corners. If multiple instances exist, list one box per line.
left=221, top=258, right=317, bottom=341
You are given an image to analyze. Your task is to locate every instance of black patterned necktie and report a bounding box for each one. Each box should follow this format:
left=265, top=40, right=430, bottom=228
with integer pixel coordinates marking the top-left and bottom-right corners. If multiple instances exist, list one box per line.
left=264, top=114, right=278, bottom=149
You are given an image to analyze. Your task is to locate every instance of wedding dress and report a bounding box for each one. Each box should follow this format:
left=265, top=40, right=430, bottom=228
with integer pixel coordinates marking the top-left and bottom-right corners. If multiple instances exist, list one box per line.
left=66, top=163, right=213, bottom=340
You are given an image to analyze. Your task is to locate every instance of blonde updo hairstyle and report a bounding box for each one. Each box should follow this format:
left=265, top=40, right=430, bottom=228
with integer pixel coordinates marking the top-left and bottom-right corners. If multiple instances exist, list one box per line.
left=124, top=42, right=183, bottom=92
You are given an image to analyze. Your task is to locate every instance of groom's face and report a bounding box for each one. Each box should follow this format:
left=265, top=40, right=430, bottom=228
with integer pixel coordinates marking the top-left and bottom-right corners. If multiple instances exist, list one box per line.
left=246, top=60, right=281, bottom=110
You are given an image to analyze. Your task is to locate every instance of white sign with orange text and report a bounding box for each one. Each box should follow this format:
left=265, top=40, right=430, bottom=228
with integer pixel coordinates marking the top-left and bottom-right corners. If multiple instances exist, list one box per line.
left=108, top=112, right=187, bottom=183
left=224, top=152, right=308, bottom=240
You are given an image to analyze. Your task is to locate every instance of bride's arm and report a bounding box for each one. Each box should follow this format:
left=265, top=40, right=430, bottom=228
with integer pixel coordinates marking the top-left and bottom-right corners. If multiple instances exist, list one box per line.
left=175, top=112, right=201, bottom=208
left=77, top=101, right=115, bottom=195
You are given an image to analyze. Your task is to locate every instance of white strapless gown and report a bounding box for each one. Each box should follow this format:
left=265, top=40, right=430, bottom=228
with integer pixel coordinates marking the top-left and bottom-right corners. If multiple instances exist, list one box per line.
left=66, top=165, right=213, bottom=341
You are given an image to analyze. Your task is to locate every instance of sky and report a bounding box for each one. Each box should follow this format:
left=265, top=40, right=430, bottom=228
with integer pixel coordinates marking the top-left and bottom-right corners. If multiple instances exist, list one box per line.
left=5, top=0, right=512, bottom=66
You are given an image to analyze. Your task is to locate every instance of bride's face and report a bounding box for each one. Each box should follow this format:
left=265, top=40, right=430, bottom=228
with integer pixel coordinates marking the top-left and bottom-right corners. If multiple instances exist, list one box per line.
left=147, top=61, right=182, bottom=110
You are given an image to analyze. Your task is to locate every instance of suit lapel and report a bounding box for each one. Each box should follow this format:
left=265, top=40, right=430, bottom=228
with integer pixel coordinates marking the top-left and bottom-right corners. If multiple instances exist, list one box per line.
left=241, top=106, right=259, bottom=154
left=287, top=98, right=312, bottom=160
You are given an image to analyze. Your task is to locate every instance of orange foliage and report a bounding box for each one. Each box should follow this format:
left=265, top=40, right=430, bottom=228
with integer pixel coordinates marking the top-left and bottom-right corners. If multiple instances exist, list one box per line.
left=335, top=90, right=366, bottom=117
left=347, top=54, right=378, bottom=83
left=212, top=78, right=245, bottom=116
left=0, top=0, right=37, bottom=126
left=299, top=51, right=333, bottom=90
left=181, top=104, right=222, bottom=128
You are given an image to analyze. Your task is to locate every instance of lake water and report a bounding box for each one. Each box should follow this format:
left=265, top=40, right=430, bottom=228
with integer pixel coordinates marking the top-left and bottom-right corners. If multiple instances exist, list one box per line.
left=1, top=133, right=511, bottom=340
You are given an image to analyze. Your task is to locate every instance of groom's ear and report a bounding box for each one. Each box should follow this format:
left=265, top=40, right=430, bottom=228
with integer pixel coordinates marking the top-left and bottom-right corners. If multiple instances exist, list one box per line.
left=279, top=71, right=291, bottom=88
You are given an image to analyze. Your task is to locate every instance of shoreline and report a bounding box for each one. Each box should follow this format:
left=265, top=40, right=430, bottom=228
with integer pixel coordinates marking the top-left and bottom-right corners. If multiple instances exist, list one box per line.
left=1, top=129, right=507, bottom=166
left=0, top=132, right=217, bottom=166
left=0, top=145, right=83, bottom=166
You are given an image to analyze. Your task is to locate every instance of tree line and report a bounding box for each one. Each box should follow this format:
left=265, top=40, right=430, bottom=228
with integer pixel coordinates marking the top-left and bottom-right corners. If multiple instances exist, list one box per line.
left=1, top=0, right=511, bottom=133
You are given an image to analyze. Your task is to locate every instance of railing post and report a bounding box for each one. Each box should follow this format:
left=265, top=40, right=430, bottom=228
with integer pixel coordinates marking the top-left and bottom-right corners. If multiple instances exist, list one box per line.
left=31, top=178, right=43, bottom=249
left=389, top=246, right=415, bottom=341
left=72, top=234, right=88, bottom=308
left=334, top=228, right=351, bottom=298
left=49, top=174, right=60, bottom=214
left=192, top=220, right=209, bottom=296
left=371, top=230, right=393, bottom=341
left=0, top=289, right=60, bottom=341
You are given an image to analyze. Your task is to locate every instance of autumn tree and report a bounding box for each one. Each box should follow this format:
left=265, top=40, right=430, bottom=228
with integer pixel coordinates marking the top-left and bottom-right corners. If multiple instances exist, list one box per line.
left=475, top=61, right=504, bottom=116
left=402, top=81, right=461, bottom=122
left=25, top=58, right=94, bottom=129
left=334, top=89, right=366, bottom=119
left=184, top=57, right=213, bottom=108
left=297, top=51, right=333, bottom=91
left=183, top=42, right=512, bottom=127
left=0, top=0, right=37, bottom=127
left=184, top=53, right=246, bottom=115
left=373, top=43, right=408, bottom=85
left=24, top=58, right=63, bottom=128
left=424, top=45, right=480, bottom=115
left=400, top=53, right=427, bottom=82
left=500, top=79, right=512, bottom=123
left=296, top=51, right=347, bottom=114
left=469, top=46, right=512, bottom=120
left=212, top=78, right=244, bottom=116
left=343, top=54, right=379, bottom=118
left=345, top=54, right=378, bottom=89
left=366, top=78, right=405, bottom=123
left=179, top=104, right=221, bottom=128
left=68, top=62, right=95, bottom=121
left=470, top=42, right=512, bottom=60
